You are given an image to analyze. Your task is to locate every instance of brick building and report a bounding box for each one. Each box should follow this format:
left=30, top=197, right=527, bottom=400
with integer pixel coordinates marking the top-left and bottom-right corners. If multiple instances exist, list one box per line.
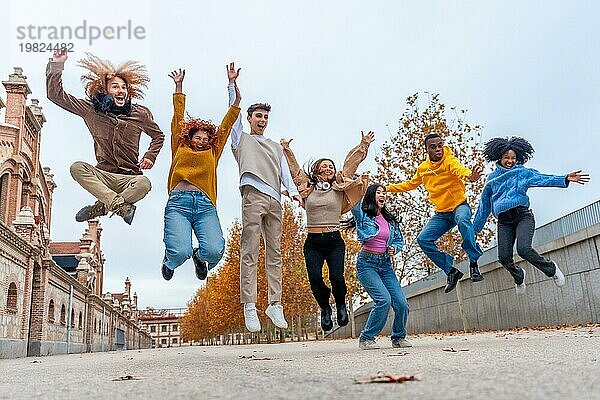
left=0, top=67, right=151, bottom=358
left=138, top=308, right=189, bottom=348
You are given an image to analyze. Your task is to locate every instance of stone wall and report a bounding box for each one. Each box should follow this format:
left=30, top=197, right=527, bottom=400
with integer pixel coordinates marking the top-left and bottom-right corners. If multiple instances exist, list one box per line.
left=328, top=201, right=600, bottom=339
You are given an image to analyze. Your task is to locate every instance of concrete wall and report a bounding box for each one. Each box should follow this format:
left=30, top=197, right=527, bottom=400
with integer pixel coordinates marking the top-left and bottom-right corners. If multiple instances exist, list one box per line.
left=329, top=201, right=600, bottom=338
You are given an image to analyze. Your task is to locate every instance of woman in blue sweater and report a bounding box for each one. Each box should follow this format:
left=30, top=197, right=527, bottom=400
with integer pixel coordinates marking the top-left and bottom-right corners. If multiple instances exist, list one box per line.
left=351, top=183, right=410, bottom=350
left=473, top=137, right=589, bottom=294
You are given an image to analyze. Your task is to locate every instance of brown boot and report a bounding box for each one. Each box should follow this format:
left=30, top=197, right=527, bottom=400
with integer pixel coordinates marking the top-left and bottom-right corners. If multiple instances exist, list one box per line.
left=75, top=201, right=107, bottom=222
left=110, top=202, right=136, bottom=225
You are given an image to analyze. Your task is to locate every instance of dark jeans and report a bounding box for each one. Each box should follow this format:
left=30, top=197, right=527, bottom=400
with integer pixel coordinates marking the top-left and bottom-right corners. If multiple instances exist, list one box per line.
left=497, top=206, right=556, bottom=284
left=303, top=231, right=347, bottom=309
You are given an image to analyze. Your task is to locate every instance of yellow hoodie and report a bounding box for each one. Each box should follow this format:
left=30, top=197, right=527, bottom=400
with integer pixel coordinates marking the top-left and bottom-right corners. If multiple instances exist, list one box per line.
left=386, top=146, right=472, bottom=212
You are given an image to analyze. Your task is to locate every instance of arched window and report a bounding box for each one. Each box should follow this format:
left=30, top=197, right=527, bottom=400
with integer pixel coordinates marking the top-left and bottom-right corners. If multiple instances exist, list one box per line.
left=48, top=300, right=55, bottom=323
left=6, top=282, right=17, bottom=313
left=70, top=309, right=75, bottom=328
left=78, top=312, right=83, bottom=330
left=60, top=304, right=66, bottom=326
left=0, top=173, right=9, bottom=222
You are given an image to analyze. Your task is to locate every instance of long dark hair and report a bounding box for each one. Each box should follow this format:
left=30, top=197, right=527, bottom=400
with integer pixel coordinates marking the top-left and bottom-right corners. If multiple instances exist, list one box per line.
left=362, top=183, right=399, bottom=224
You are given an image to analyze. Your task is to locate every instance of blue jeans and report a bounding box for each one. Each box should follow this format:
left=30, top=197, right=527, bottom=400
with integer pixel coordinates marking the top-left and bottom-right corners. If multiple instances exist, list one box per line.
left=357, top=252, right=409, bottom=341
left=163, top=190, right=225, bottom=271
left=416, top=202, right=482, bottom=275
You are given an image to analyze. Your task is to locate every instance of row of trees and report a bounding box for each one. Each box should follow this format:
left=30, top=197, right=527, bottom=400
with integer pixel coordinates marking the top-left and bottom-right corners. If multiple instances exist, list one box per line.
left=181, top=93, right=494, bottom=344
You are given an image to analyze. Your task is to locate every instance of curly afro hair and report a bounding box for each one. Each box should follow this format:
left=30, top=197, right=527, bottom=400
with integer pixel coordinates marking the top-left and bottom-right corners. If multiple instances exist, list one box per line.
left=483, top=136, right=535, bottom=164
left=78, top=53, right=149, bottom=100
left=179, top=119, right=218, bottom=150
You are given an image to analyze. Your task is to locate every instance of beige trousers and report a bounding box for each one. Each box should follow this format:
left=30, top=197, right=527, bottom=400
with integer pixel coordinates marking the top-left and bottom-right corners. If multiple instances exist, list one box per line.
left=239, top=185, right=283, bottom=304
left=70, top=161, right=151, bottom=209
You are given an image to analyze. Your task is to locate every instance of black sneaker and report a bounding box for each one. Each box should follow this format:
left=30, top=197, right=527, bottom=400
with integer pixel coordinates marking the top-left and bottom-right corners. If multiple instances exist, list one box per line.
left=321, top=305, right=333, bottom=331
left=192, top=249, right=208, bottom=280
left=444, top=267, right=464, bottom=293
left=161, top=263, right=174, bottom=281
left=336, top=303, right=349, bottom=327
left=469, top=260, right=484, bottom=282
left=75, top=201, right=107, bottom=222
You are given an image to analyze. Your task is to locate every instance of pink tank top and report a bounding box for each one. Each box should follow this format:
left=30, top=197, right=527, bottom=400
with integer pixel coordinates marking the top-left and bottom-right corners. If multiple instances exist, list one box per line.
left=362, top=214, right=390, bottom=253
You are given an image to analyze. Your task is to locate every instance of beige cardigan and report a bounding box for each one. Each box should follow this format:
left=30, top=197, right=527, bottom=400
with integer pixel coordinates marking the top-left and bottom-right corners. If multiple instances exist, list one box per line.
left=282, top=139, right=370, bottom=214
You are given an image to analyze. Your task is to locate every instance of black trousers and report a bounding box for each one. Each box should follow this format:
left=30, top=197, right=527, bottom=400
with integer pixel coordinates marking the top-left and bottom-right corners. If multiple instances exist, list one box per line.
left=303, top=231, right=347, bottom=309
left=497, top=206, right=556, bottom=284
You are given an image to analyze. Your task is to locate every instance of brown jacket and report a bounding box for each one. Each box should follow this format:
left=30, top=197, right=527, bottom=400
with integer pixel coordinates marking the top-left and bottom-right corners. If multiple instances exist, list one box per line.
left=46, top=61, right=164, bottom=175
left=282, top=139, right=370, bottom=214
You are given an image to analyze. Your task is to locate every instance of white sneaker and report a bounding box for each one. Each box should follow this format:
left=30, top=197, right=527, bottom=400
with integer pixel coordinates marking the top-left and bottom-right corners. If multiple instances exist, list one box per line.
left=551, top=261, right=566, bottom=287
left=515, top=269, right=527, bottom=295
left=359, top=339, right=380, bottom=350
left=265, top=304, right=288, bottom=329
left=392, top=338, right=413, bottom=348
left=244, top=303, right=261, bottom=332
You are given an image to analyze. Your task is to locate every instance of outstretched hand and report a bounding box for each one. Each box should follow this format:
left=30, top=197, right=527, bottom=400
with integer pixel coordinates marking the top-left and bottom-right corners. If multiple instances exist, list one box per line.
left=51, top=48, right=68, bottom=63
left=361, top=130, right=375, bottom=144
left=139, top=158, right=154, bottom=170
left=280, top=138, right=293, bottom=149
left=468, top=166, right=484, bottom=182
left=168, top=69, right=185, bottom=93
left=227, top=62, right=241, bottom=83
left=567, top=170, right=590, bottom=184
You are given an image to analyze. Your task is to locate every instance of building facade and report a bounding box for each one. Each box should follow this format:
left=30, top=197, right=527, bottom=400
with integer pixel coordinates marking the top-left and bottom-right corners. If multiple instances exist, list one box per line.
left=139, top=308, right=190, bottom=348
left=0, top=67, right=151, bottom=358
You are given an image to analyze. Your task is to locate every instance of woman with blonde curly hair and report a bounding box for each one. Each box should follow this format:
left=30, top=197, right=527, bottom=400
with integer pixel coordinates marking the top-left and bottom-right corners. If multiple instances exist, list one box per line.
left=161, top=64, right=241, bottom=281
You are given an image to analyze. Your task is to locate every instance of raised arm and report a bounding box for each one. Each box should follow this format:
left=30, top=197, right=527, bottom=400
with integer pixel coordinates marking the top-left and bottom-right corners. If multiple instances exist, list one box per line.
left=227, top=62, right=244, bottom=150
left=214, top=90, right=241, bottom=161
left=280, top=153, right=303, bottom=206
left=341, top=131, right=374, bottom=178
left=169, top=68, right=186, bottom=157
left=386, top=169, right=423, bottom=193
left=46, top=48, right=91, bottom=117
left=280, top=138, right=310, bottom=192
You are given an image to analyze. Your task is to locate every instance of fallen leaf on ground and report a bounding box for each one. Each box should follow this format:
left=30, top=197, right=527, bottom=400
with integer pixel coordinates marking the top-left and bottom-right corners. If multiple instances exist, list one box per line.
left=31, top=360, right=41, bottom=363
left=354, top=372, right=419, bottom=384
left=387, top=352, right=409, bottom=357
left=442, top=348, right=469, bottom=352
left=238, top=355, right=276, bottom=360
left=112, top=375, right=141, bottom=381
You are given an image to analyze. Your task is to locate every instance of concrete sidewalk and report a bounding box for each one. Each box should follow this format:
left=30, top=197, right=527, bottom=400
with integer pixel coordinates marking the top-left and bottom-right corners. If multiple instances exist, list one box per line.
left=1, top=326, right=599, bottom=400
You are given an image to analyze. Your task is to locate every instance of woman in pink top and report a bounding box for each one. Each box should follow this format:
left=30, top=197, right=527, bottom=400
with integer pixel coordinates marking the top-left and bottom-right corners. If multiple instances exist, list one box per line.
left=351, top=184, right=410, bottom=350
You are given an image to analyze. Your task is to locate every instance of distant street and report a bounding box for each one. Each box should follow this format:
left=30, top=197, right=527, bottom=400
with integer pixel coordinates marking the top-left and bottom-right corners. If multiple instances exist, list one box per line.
left=2, top=326, right=599, bottom=399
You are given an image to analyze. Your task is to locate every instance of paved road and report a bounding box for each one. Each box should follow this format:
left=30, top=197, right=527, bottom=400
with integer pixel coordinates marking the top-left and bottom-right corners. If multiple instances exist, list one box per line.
left=1, top=326, right=600, bottom=399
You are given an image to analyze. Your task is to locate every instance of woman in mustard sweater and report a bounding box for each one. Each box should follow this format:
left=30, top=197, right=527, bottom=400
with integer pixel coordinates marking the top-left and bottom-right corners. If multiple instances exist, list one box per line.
left=161, top=64, right=241, bottom=281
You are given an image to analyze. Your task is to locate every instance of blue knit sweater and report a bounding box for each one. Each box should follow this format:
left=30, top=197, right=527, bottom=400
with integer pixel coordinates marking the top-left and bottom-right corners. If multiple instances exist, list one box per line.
left=473, top=164, right=568, bottom=233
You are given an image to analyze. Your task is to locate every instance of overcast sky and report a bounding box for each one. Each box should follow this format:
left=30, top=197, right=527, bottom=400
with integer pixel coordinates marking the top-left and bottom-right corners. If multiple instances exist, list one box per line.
left=1, top=0, right=598, bottom=308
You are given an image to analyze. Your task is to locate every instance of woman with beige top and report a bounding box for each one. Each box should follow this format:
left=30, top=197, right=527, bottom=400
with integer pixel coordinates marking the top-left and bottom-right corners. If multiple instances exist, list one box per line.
left=281, top=131, right=374, bottom=331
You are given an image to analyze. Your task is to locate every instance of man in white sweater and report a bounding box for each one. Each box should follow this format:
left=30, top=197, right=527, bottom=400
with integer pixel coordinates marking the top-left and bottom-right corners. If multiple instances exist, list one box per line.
left=227, top=64, right=302, bottom=332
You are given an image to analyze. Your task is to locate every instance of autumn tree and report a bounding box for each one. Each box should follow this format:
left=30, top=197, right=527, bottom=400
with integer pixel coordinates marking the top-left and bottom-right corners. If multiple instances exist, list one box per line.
left=375, top=93, right=494, bottom=282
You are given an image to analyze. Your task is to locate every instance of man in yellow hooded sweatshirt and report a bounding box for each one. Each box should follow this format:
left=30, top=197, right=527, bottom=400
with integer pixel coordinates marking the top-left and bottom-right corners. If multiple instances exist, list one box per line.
left=386, top=133, right=484, bottom=293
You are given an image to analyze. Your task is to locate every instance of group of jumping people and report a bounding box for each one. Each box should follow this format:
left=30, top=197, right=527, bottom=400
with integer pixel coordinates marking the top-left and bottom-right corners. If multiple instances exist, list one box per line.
left=46, top=49, right=590, bottom=349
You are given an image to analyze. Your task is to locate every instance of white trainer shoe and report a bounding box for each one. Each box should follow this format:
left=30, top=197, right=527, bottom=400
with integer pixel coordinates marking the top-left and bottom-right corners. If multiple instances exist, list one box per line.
left=551, top=261, right=566, bottom=287
left=265, top=304, right=288, bottom=329
left=244, top=303, right=261, bottom=332
left=359, top=338, right=380, bottom=350
left=515, top=269, right=527, bottom=295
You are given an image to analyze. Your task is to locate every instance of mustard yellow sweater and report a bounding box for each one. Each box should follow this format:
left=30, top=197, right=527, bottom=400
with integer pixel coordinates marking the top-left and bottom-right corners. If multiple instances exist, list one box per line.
left=168, top=93, right=240, bottom=205
left=386, top=146, right=472, bottom=212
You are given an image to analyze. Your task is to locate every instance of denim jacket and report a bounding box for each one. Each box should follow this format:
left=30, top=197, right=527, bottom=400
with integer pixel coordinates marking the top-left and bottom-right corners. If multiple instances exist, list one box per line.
left=351, top=202, right=404, bottom=255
